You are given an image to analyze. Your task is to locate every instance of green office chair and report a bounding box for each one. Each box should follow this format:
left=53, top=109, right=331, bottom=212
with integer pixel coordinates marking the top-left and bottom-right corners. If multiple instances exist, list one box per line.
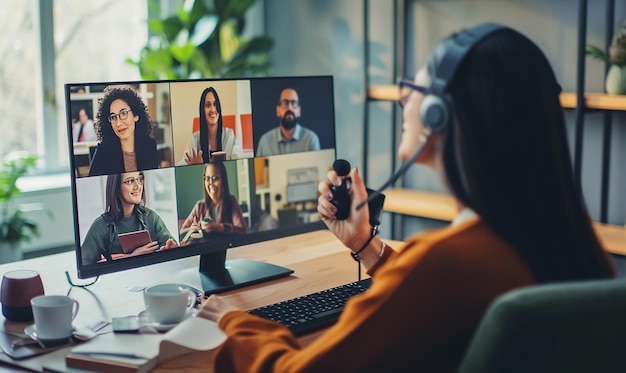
left=458, top=278, right=626, bottom=373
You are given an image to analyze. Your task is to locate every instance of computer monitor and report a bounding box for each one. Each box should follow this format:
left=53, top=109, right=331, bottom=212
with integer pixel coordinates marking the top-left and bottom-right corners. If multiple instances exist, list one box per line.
left=65, top=76, right=337, bottom=295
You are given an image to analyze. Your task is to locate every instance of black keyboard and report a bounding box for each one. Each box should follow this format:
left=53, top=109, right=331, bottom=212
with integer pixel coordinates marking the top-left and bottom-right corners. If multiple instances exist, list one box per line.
left=248, top=278, right=372, bottom=336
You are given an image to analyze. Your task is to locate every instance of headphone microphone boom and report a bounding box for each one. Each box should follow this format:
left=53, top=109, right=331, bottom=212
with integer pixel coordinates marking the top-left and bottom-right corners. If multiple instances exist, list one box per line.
left=356, top=130, right=430, bottom=211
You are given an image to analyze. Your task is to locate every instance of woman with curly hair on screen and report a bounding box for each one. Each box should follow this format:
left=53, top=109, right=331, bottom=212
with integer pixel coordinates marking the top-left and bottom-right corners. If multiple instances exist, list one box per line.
left=89, top=86, right=158, bottom=176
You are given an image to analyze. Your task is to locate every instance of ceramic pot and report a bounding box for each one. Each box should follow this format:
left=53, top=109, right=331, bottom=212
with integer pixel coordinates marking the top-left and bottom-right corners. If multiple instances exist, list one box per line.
left=1, top=270, right=45, bottom=322
left=605, top=64, right=626, bottom=95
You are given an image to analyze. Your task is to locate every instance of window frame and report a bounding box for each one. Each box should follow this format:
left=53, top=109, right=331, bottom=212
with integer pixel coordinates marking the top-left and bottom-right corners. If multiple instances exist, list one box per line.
left=38, top=0, right=66, bottom=175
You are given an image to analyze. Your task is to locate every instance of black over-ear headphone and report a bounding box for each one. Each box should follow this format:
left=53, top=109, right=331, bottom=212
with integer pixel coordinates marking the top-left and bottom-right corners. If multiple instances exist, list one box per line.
left=421, top=22, right=507, bottom=133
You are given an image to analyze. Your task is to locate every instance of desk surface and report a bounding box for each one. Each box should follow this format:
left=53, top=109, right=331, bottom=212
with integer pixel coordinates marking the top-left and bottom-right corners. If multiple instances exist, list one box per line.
left=0, top=230, right=386, bottom=372
left=2, top=218, right=624, bottom=372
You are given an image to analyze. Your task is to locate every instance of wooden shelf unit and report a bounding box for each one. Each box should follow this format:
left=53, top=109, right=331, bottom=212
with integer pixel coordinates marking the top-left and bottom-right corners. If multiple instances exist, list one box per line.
left=367, top=85, right=398, bottom=101
left=560, top=92, right=626, bottom=110
left=382, top=189, right=456, bottom=222
left=381, top=188, right=626, bottom=256
left=369, top=85, right=626, bottom=112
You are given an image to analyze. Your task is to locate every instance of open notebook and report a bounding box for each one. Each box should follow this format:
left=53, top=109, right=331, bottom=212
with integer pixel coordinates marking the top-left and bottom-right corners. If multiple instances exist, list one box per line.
left=66, top=317, right=226, bottom=372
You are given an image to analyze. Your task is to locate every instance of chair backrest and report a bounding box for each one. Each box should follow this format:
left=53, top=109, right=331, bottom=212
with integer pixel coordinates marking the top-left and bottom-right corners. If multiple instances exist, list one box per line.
left=458, top=278, right=626, bottom=373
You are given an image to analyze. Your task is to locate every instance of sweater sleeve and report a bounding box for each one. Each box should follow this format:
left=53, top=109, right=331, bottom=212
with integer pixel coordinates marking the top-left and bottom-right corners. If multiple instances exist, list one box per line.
left=81, top=217, right=109, bottom=265
left=211, top=221, right=536, bottom=373
left=145, top=209, right=175, bottom=245
left=180, top=201, right=204, bottom=232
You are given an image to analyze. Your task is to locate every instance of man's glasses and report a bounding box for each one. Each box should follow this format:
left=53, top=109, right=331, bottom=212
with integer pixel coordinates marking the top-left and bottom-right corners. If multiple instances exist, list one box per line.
left=108, top=108, right=132, bottom=124
left=278, top=99, right=299, bottom=109
left=203, top=175, right=221, bottom=184
left=122, top=175, right=144, bottom=186
left=398, top=80, right=428, bottom=108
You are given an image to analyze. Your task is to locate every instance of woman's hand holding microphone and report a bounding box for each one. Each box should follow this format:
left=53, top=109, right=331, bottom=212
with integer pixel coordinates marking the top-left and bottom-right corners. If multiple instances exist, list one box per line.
left=317, top=161, right=372, bottom=254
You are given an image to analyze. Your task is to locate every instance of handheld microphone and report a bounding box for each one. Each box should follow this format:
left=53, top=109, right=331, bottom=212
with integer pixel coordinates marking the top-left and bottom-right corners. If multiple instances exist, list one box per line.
left=356, top=130, right=431, bottom=211
left=330, top=159, right=352, bottom=220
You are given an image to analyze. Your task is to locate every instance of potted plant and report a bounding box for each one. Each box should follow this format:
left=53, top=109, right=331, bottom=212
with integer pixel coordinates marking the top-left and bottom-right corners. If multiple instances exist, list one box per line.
left=126, top=0, right=273, bottom=80
left=586, top=21, right=626, bottom=94
left=0, top=152, right=42, bottom=263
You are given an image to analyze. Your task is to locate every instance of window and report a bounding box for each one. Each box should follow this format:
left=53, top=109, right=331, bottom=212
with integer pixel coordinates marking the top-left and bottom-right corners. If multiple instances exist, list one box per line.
left=1, top=0, right=147, bottom=174
left=1, top=1, right=38, bottom=158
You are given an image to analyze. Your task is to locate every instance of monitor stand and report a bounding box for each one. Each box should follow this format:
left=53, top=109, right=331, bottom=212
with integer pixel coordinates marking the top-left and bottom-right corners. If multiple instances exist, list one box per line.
left=198, top=250, right=294, bottom=295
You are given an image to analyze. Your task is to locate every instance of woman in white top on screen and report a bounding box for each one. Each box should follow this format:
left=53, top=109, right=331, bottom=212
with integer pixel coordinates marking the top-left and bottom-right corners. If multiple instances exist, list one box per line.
left=180, top=87, right=235, bottom=164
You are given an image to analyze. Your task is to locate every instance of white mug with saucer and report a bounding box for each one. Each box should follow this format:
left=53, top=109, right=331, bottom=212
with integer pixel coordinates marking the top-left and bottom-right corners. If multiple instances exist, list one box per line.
left=29, top=295, right=79, bottom=343
left=143, top=284, right=195, bottom=326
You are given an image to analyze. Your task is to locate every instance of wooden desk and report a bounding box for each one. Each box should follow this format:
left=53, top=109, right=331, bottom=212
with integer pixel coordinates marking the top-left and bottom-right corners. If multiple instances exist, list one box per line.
left=382, top=188, right=626, bottom=257
left=0, top=230, right=396, bottom=372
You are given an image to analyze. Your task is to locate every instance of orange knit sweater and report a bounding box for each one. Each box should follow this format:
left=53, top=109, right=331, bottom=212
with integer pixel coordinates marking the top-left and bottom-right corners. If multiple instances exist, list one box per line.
left=214, top=218, right=536, bottom=372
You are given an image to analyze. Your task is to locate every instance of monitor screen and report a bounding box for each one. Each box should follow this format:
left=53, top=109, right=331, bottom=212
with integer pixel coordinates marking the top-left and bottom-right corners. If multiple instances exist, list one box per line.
left=65, top=76, right=336, bottom=294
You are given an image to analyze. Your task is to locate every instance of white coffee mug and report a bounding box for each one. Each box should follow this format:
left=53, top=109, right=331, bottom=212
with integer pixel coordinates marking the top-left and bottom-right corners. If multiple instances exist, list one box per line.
left=30, top=295, right=79, bottom=340
left=143, top=284, right=195, bottom=324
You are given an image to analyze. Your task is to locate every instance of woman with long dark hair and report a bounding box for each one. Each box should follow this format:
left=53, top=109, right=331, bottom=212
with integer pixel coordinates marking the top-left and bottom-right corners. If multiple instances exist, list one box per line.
left=179, top=162, right=247, bottom=238
left=194, top=24, right=614, bottom=372
left=81, top=171, right=177, bottom=265
left=89, top=86, right=158, bottom=176
left=180, top=87, right=236, bottom=164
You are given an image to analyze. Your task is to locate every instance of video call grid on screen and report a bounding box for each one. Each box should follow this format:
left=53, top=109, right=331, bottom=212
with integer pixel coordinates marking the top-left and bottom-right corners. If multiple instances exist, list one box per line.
left=66, top=76, right=337, bottom=277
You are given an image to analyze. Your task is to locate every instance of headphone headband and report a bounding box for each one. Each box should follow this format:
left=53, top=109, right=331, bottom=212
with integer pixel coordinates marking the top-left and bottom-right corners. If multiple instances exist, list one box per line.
left=422, top=22, right=508, bottom=132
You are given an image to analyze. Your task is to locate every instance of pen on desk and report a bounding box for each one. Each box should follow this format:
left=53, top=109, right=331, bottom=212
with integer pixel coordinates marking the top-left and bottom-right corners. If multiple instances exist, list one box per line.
left=73, top=351, right=151, bottom=360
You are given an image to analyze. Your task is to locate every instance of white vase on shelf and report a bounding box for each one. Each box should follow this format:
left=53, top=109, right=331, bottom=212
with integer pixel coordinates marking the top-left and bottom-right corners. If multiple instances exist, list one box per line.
left=605, top=64, right=626, bottom=95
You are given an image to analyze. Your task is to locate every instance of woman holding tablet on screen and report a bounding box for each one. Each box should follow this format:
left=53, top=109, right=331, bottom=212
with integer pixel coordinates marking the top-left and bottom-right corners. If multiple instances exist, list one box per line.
left=196, top=23, right=614, bottom=372
left=81, top=171, right=177, bottom=265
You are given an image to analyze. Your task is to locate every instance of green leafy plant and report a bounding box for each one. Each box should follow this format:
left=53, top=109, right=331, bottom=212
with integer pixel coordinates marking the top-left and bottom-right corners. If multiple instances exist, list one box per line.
left=586, top=21, right=626, bottom=67
left=0, top=152, right=41, bottom=245
left=126, top=0, right=273, bottom=80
